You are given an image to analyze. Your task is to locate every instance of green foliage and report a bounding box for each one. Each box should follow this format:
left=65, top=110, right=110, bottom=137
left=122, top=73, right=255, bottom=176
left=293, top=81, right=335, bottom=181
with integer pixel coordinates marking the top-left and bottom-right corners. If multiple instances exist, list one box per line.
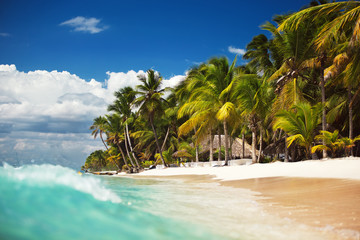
left=273, top=102, right=322, bottom=158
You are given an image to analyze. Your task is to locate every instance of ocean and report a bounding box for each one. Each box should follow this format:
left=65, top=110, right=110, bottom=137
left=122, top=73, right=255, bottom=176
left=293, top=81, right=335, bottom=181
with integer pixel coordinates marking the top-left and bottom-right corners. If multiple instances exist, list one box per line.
left=0, top=163, right=338, bottom=240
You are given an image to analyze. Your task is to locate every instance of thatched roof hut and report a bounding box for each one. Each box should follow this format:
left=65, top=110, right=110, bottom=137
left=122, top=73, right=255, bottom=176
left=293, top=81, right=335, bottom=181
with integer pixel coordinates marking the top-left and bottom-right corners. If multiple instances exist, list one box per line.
left=199, top=135, right=257, bottom=158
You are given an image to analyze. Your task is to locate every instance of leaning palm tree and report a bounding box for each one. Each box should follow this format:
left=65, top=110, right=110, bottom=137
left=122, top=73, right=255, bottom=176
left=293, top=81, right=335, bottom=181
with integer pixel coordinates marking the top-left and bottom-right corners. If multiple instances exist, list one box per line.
left=273, top=102, right=322, bottom=159
left=104, top=114, right=132, bottom=171
left=133, top=69, right=168, bottom=166
left=90, top=116, right=109, bottom=150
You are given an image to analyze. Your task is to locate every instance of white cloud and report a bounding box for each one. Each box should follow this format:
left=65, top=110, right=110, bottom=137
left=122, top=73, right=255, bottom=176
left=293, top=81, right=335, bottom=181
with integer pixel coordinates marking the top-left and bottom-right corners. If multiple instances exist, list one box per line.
left=106, top=70, right=146, bottom=95
left=60, top=16, right=108, bottom=34
left=228, top=46, right=246, bottom=55
left=0, top=64, right=185, bottom=168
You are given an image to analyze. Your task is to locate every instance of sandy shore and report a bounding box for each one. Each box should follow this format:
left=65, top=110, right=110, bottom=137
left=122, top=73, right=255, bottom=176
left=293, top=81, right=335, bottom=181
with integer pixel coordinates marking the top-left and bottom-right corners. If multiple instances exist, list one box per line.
left=133, top=157, right=360, bottom=238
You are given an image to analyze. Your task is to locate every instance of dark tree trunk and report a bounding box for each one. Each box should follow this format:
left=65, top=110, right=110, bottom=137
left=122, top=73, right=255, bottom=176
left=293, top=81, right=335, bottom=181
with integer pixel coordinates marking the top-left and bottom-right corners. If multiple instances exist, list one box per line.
left=348, top=86, right=354, bottom=156
left=100, top=132, right=108, bottom=150
left=284, top=134, right=289, bottom=162
left=256, top=129, right=263, bottom=163
left=116, top=143, right=128, bottom=167
left=242, top=133, right=245, bottom=159
left=320, top=55, right=327, bottom=158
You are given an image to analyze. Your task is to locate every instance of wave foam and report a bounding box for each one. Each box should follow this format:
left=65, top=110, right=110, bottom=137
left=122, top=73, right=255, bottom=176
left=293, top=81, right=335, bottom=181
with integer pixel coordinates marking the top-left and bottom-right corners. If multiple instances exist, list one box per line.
left=1, top=163, right=121, bottom=203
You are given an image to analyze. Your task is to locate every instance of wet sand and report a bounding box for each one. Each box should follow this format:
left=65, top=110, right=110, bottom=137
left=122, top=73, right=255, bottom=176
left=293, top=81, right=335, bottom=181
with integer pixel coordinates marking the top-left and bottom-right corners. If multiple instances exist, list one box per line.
left=130, top=174, right=360, bottom=238
left=221, top=177, right=360, bottom=234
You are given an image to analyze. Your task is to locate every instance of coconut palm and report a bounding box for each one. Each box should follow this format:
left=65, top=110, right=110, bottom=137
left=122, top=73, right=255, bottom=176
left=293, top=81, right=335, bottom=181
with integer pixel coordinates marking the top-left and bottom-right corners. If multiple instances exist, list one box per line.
left=90, top=116, right=109, bottom=150
left=273, top=102, right=322, bottom=159
left=177, top=64, right=218, bottom=162
left=104, top=114, right=132, bottom=170
left=178, top=57, right=238, bottom=165
left=235, top=74, right=274, bottom=163
left=311, top=130, right=343, bottom=157
left=108, top=87, right=141, bottom=169
left=278, top=1, right=360, bottom=155
left=133, top=69, right=168, bottom=166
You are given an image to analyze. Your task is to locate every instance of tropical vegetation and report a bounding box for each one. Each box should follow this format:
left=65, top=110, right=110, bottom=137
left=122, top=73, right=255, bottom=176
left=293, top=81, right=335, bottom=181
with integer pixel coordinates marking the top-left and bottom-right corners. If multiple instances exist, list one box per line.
left=83, top=0, right=360, bottom=172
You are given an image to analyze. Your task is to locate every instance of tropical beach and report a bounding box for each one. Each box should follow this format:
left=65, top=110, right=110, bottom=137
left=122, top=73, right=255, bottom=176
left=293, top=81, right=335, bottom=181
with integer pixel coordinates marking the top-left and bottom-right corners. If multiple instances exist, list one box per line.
left=130, top=157, right=360, bottom=239
left=2, top=0, right=360, bottom=240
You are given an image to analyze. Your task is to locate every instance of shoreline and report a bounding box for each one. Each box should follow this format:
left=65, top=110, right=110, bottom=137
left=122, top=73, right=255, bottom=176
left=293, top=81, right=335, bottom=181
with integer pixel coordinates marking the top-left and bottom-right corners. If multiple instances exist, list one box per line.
left=135, top=157, right=360, bottom=181
left=128, top=157, right=360, bottom=239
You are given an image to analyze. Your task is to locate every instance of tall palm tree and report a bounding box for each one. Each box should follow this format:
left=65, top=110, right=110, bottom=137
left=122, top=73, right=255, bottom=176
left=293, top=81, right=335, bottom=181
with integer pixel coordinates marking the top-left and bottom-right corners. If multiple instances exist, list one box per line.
left=177, top=64, right=218, bottom=162
left=90, top=116, right=109, bottom=150
left=108, top=87, right=141, bottom=169
left=133, top=69, right=168, bottom=166
left=278, top=0, right=360, bottom=155
left=273, top=102, right=322, bottom=159
left=178, top=57, right=238, bottom=165
left=235, top=74, right=274, bottom=163
left=104, top=114, right=131, bottom=170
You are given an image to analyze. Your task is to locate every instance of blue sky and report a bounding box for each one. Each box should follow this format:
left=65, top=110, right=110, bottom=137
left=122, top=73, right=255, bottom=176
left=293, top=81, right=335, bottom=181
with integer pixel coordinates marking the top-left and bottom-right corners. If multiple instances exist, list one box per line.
left=0, top=0, right=310, bottom=169
left=1, top=0, right=308, bottom=80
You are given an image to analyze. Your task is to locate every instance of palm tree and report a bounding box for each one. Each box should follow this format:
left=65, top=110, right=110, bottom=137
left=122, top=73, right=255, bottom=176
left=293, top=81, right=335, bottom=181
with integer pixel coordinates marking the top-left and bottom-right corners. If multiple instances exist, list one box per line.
left=108, top=87, right=141, bottom=169
left=133, top=69, right=168, bottom=167
left=273, top=102, right=322, bottom=159
left=177, top=64, right=218, bottom=162
left=178, top=57, right=238, bottom=165
left=104, top=114, right=132, bottom=171
left=235, top=74, right=274, bottom=163
left=278, top=0, right=360, bottom=155
left=90, top=116, right=109, bottom=150
left=311, top=130, right=343, bottom=157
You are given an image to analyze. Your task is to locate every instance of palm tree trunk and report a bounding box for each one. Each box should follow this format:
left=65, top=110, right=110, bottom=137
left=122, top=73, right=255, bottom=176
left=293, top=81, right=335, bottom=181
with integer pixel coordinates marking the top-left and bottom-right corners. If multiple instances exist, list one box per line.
left=193, top=127, right=199, bottom=162
left=209, top=128, right=214, bottom=162
left=124, top=130, right=135, bottom=168
left=251, top=130, right=257, bottom=164
left=161, top=126, right=170, bottom=152
left=116, top=143, right=128, bottom=167
left=242, top=133, right=245, bottom=159
left=256, top=129, right=263, bottom=163
left=320, top=61, right=327, bottom=158
left=218, top=127, right=222, bottom=162
left=126, top=122, right=140, bottom=168
left=223, top=120, right=229, bottom=166
left=149, top=116, right=167, bottom=166
left=348, top=86, right=354, bottom=156
left=195, top=146, right=199, bottom=162
left=230, top=137, right=233, bottom=159
left=100, top=132, right=108, bottom=150
left=284, top=134, right=289, bottom=162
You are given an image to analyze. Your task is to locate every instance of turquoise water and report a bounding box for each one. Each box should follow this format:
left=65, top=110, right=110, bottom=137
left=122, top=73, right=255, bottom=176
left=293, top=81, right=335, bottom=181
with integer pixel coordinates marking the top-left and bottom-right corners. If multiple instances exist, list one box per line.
left=1, top=163, right=348, bottom=240
left=0, top=164, right=229, bottom=240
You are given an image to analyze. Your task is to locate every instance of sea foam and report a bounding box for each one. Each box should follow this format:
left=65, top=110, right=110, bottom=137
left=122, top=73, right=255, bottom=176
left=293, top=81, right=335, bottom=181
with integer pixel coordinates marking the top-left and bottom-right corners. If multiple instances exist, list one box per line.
left=1, top=163, right=121, bottom=203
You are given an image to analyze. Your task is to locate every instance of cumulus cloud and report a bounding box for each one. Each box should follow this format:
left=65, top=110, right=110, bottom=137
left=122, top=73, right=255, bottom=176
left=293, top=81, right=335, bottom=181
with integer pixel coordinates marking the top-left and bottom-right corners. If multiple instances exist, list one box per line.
left=228, top=46, right=246, bottom=55
left=60, top=16, right=108, bottom=34
left=0, top=64, right=185, bottom=168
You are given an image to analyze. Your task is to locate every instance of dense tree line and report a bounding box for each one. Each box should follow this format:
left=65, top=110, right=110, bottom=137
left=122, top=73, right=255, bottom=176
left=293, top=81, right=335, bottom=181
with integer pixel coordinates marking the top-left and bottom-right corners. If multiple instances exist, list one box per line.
left=84, top=1, right=360, bottom=172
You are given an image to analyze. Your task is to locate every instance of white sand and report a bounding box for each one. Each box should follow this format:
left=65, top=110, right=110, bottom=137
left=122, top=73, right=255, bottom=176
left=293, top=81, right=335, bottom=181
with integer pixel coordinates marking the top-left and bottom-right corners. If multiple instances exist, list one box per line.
left=137, top=157, right=360, bottom=181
